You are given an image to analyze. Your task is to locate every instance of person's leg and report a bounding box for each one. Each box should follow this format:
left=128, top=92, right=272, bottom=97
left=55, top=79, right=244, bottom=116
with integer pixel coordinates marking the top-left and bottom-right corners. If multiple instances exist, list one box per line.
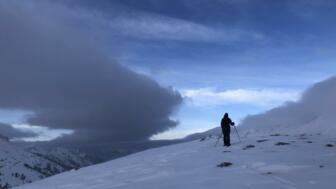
left=224, top=128, right=230, bottom=146
left=227, top=128, right=231, bottom=146
left=224, top=134, right=228, bottom=146
left=222, top=128, right=226, bottom=146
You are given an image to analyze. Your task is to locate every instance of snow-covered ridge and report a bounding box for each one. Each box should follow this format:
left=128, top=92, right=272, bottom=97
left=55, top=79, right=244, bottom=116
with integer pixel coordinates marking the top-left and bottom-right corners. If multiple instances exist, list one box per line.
left=0, top=139, right=92, bottom=188
left=15, top=133, right=336, bottom=189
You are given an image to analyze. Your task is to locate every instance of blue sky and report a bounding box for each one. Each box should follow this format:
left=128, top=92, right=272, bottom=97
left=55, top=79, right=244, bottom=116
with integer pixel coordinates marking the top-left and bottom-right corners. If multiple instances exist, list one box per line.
left=74, top=0, right=336, bottom=139
left=2, top=0, right=336, bottom=140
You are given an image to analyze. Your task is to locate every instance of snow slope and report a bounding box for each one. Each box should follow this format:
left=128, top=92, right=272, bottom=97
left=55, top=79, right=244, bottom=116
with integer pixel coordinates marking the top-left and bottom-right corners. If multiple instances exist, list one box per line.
left=15, top=133, right=336, bottom=189
left=25, top=146, right=92, bottom=170
left=0, top=138, right=92, bottom=188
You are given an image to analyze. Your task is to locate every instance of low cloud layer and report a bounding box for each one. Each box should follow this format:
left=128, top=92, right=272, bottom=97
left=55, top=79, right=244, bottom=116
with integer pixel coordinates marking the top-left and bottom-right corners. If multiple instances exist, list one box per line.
left=240, top=76, right=336, bottom=135
left=182, top=88, right=300, bottom=107
left=0, top=2, right=182, bottom=145
left=0, top=123, right=37, bottom=140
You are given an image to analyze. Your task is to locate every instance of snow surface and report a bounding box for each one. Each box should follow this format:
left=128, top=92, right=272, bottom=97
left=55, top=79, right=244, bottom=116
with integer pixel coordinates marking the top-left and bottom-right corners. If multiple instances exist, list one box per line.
left=0, top=138, right=92, bottom=188
left=15, top=133, right=336, bottom=189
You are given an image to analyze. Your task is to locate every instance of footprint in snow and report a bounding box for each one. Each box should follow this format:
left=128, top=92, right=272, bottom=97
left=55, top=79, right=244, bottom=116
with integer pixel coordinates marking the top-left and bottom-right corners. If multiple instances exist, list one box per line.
left=243, top=145, right=255, bottom=150
left=217, top=162, right=233, bottom=168
left=275, top=142, right=291, bottom=146
left=199, top=137, right=206, bottom=141
left=325, top=144, right=334, bottom=147
left=257, top=139, right=268, bottom=143
left=270, top=134, right=289, bottom=137
left=261, top=172, right=273, bottom=175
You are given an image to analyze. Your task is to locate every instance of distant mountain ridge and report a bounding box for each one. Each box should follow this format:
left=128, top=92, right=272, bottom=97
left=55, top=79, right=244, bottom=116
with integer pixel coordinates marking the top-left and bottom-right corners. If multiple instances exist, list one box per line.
left=0, top=137, right=93, bottom=188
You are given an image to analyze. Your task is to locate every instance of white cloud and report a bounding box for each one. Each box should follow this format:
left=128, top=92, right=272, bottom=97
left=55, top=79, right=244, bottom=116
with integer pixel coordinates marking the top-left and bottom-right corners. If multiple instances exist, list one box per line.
left=151, top=127, right=211, bottom=140
left=108, top=14, right=263, bottom=42
left=46, top=2, right=264, bottom=43
left=12, top=124, right=73, bottom=142
left=182, top=88, right=301, bottom=107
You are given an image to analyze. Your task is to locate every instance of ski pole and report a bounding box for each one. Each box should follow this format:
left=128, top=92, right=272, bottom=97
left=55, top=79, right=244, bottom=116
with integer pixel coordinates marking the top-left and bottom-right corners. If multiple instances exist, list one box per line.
left=233, top=125, right=241, bottom=143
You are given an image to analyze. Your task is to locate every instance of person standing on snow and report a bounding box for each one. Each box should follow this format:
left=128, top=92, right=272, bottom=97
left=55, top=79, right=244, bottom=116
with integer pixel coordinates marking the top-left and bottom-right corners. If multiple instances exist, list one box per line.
left=221, top=113, right=235, bottom=146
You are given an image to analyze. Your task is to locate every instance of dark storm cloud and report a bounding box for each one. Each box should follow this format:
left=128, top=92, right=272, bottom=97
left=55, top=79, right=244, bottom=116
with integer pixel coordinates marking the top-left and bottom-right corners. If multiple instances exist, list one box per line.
left=0, top=123, right=37, bottom=139
left=0, top=2, right=182, bottom=144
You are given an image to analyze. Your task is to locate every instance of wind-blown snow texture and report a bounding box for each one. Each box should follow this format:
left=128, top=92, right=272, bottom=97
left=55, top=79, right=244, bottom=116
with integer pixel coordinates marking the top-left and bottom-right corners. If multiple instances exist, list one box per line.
left=15, top=133, right=336, bottom=189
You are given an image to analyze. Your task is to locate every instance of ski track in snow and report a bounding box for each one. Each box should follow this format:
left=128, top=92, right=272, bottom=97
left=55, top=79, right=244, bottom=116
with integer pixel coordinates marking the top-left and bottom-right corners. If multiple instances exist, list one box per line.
left=16, top=134, right=336, bottom=189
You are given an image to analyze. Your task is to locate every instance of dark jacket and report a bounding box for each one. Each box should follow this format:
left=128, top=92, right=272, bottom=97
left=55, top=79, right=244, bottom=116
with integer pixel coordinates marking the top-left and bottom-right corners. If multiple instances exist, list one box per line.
left=221, top=117, right=233, bottom=129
